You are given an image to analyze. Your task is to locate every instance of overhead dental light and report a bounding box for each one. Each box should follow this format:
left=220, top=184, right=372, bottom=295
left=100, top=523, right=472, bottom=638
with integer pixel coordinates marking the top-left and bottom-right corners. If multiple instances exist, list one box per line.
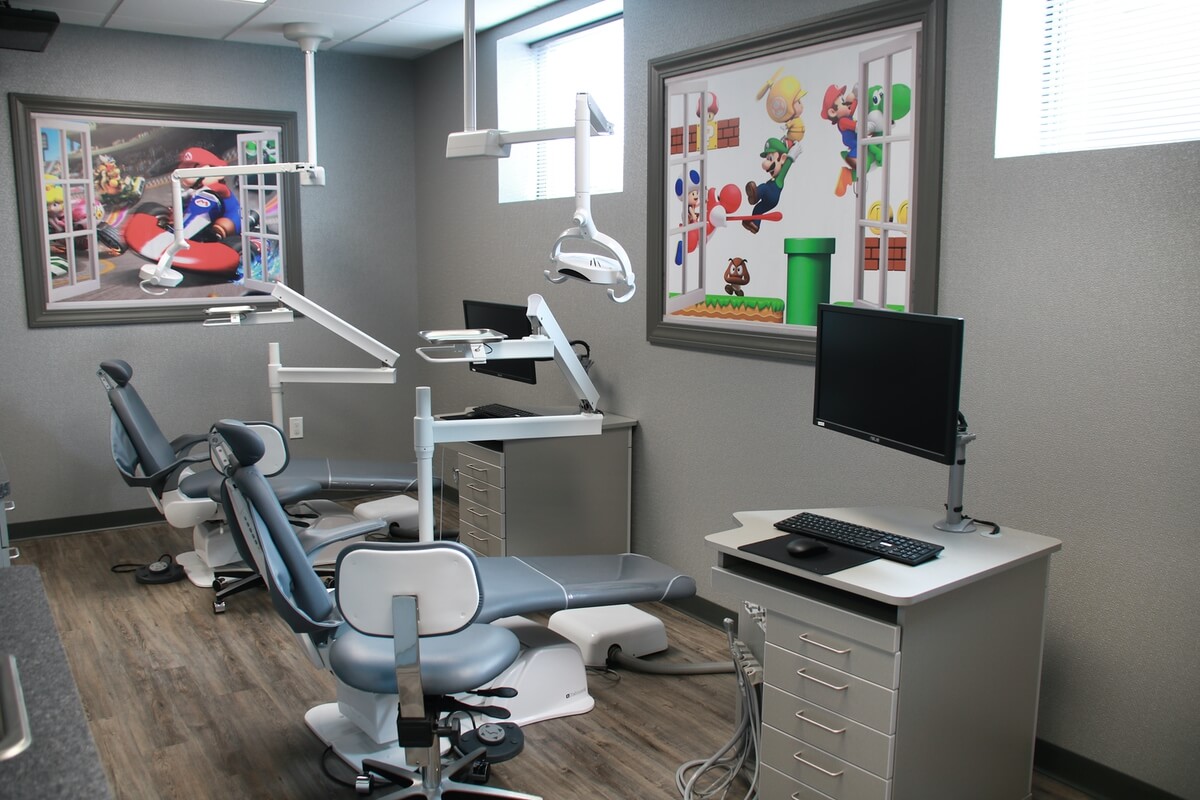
left=445, top=1, right=635, bottom=303
left=139, top=22, right=332, bottom=294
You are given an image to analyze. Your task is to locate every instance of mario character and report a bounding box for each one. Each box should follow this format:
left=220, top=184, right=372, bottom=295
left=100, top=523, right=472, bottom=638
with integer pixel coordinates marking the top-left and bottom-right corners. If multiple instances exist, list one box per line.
left=724, top=257, right=750, bottom=296
left=176, top=147, right=242, bottom=239
left=743, top=137, right=801, bottom=234
left=823, top=84, right=859, bottom=197
left=757, top=69, right=807, bottom=147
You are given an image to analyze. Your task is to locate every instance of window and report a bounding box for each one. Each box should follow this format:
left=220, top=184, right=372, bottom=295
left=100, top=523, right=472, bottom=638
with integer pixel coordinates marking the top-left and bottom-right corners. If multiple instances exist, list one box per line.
left=996, top=0, right=1200, bottom=158
left=497, top=2, right=623, bottom=203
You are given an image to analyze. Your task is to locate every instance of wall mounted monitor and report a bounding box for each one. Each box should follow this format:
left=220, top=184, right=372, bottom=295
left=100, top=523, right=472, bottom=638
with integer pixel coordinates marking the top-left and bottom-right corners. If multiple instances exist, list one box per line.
left=813, top=303, right=964, bottom=465
left=462, top=299, right=537, bottom=385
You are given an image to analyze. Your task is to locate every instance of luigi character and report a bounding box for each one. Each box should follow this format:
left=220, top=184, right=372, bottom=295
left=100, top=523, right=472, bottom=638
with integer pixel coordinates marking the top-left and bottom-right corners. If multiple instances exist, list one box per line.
left=743, top=136, right=801, bottom=234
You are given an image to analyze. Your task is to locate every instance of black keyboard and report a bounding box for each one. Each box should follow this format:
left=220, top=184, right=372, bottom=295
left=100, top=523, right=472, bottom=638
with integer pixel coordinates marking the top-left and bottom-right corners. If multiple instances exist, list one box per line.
left=774, top=512, right=944, bottom=566
left=471, top=403, right=538, bottom=419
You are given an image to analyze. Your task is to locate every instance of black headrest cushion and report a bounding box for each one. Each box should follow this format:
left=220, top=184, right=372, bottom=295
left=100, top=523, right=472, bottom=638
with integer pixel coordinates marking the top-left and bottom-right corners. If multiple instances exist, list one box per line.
left=212, top=419, right=265, bottom=467
left=99, top=359, right=133, bottom=387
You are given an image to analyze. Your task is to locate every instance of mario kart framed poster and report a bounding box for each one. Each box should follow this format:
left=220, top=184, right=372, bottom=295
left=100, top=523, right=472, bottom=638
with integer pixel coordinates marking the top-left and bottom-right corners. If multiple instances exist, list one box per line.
left=646, top=0, right=946, bottom=362
left=9, top=94, right=303, bottom=327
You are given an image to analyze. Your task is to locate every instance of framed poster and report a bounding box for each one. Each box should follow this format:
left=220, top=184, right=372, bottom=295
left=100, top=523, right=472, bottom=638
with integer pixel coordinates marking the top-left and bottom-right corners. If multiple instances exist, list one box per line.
left=646, top=0, right=946, bottom=361
left=10, top=94, right=304, bottom=327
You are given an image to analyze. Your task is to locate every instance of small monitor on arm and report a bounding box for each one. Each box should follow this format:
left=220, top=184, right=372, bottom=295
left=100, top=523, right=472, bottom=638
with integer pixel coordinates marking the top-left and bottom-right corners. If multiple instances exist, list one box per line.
left=462, top=299, right=537, bottom=384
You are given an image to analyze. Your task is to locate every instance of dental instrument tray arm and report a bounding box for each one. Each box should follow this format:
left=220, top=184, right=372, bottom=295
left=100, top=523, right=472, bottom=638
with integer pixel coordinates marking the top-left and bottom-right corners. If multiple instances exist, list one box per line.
left=413, top=294, right=604, bottom=542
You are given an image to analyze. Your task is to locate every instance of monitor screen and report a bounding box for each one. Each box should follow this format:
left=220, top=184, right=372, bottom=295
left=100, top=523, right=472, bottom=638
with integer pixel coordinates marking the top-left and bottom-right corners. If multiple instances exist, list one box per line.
left=813, top=303, right=964, bottom=465
left=462, top=299, right=537, bottom=385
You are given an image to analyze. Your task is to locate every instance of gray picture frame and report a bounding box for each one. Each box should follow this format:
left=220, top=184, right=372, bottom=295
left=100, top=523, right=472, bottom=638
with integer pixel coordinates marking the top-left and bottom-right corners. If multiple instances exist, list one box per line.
left=645, top=0, right=946, bottom=361
left=9, top=93, right=304, bottom=327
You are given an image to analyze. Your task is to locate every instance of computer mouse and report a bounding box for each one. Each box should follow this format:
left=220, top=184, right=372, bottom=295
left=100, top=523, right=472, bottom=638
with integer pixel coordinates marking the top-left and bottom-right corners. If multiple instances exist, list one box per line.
left=786, top=537, right=828, bottom=557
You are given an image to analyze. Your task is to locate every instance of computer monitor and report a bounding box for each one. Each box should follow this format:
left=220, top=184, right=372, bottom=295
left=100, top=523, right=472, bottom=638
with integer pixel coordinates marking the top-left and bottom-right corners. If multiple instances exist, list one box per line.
left=813, top=303, right=964, bottom=466
left=462, top=299, right=537, bottom=385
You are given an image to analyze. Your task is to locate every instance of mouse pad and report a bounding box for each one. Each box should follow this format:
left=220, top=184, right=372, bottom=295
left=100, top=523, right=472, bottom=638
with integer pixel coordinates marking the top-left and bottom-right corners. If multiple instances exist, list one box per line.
left=739, top=535, right=880, bottom=575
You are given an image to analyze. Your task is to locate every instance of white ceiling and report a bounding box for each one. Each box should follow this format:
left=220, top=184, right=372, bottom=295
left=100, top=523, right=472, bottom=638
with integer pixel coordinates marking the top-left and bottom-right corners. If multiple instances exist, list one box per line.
left=15, top=0, right=560, bottom=59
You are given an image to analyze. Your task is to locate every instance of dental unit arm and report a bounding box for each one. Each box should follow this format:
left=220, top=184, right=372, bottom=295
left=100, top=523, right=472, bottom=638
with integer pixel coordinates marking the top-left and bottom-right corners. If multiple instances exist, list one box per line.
left=205, top=281, right=399, bottom=430
left=413, top=293, right=603, bottom=542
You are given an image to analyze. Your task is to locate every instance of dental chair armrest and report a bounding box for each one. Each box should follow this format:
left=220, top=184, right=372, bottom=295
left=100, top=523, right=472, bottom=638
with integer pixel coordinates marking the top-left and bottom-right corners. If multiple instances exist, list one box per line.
left=168, top=432, right=209, bottom=458
left=299, top=517, right=389, bottom=564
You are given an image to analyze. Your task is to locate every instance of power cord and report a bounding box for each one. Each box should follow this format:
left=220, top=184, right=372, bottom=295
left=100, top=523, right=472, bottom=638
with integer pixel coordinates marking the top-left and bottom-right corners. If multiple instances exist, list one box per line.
left=675, top=619, right=760, bottom=800
left=110, top=553, right=185, bottom=584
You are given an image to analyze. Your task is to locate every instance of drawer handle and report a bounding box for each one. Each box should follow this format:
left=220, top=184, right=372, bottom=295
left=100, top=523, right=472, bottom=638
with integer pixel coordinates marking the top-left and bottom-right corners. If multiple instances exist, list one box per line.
left=798, top=633, right=850, bottom=655
left=792, top=752, right=844, bottom=778
left=465, top=463, right=489, bottom=474
left=467, top=508, right=489, bottom=519
left=463, top=530, right=485, bottom=542
left=467, top=483, right=489, bottom=493
left=794, top=710, right=845, bottom=735
left=796, top=669, right=848, bottom=691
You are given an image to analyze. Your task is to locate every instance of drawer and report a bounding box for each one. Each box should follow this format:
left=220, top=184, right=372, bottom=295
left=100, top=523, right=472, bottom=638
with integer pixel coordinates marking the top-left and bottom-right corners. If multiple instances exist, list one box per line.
left=762, top=724, right=888, bottom=800
left=768, top=612, right=900, bottom=688
left=759, top=763, right=836, bottom=800
left=459, top=522, right=504, bottom=557
left=711, top=567, right=899, bottom=652
left=761, top=684, right=893, bottom=778
left=457, top=452, right=504, bottom=489
left=458, top=499, right=505, bottom=539
left=458, top=476, right=505, bottom=514
left=766, top=644, right=896, bottom=733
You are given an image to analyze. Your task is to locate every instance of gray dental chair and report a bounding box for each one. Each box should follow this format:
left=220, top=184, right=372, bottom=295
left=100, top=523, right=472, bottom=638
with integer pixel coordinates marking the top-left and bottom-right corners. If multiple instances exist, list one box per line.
left=209, top=418, right=697, bottom=797
left=98, top=359, right=432, bottom=610
left=212, top=418, right=540, bottom=798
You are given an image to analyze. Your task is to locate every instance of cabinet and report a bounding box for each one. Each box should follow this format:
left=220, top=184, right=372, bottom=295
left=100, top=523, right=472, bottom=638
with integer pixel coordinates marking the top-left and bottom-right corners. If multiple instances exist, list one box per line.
left=437, top=413, right=635, bottom=557
left=708, top=506, right=1061, bottom=800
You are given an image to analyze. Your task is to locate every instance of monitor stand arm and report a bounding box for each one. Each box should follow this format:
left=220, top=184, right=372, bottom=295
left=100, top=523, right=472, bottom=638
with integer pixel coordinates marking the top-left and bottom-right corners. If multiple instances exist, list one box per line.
left=934, top=429, right=977, bottom=533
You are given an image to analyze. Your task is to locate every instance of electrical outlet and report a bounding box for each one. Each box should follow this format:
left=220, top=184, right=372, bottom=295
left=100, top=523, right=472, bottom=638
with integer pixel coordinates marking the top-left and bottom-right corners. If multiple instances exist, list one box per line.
left=288, top=416, right=304, bottom=439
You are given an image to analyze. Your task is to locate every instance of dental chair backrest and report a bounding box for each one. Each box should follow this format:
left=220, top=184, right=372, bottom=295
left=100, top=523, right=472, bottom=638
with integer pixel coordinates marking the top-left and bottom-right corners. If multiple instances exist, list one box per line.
left=210, top=419, right=339, bottom=639
left=99, top=359, right=206, bottom=496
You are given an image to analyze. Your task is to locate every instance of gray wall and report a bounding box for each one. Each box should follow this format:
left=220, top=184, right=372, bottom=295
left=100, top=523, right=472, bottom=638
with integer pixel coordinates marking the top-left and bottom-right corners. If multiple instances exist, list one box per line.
left=412, top=0, right=1200, bottom=797
left=2, top=1, right=1198, bottom=796
left=0, top=25, right=421, bottom=523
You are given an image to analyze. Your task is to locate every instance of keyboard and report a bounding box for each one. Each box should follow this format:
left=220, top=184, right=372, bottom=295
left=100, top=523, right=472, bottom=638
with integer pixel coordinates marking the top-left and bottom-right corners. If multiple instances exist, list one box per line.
left=773, top=512, right=944, bottom=566
left=470, top=403, right=538, bottom=419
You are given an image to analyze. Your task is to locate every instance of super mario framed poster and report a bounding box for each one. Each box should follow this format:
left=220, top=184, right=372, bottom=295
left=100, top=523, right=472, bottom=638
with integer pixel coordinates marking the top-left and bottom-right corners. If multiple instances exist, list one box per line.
left=9, top=94, right=304, bottom=327
left=646, top=0, right=946, bottom=361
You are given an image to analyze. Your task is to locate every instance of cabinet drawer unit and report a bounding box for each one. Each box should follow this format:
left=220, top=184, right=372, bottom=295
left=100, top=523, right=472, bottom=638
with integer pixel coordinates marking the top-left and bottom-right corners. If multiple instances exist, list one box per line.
left=762, top=724, right=889, bottom=800
left=767, top=612, right=900, bottom=688
left=459, top=522, right=504, bottom=557
left=765, top=644, right=897, bottom=733
left=761, top=684, right=893, bottom=778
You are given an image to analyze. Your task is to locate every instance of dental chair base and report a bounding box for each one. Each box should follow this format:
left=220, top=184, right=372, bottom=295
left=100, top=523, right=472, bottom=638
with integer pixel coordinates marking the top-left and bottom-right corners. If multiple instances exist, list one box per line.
left=308, top=617, right=593, bottom=772
left=546, top=604, right=668, bottom=668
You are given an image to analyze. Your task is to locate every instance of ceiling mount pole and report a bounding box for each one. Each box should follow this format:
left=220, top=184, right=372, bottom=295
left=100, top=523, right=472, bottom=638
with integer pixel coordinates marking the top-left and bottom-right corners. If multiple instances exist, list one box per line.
left=463, top=0, right=477, bottom=132
left=283, top=22, right=332, bottom=184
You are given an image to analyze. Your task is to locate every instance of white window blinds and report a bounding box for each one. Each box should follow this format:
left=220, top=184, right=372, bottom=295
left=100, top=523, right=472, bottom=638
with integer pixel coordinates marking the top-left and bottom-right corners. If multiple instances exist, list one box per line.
left=996, top=0, right=1200, bottom=157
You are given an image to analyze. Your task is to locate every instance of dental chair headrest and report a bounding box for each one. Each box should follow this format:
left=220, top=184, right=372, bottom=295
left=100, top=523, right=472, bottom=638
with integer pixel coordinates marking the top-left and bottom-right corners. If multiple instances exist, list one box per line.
left=99, top=359, right=133, bottom=387
left=209, top=419, right=264, bottom=476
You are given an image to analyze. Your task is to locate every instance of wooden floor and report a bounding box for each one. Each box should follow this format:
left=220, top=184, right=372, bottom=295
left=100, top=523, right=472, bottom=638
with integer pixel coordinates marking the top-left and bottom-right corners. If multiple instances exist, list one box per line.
left=16, top=510, right=1093, bottom=799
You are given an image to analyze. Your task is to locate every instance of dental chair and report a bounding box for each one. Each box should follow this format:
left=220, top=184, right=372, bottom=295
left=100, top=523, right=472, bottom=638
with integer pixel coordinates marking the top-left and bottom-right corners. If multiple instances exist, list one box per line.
left=209, top=418, right=696, bottom=793
left=98, top=359, right=433, bottom=609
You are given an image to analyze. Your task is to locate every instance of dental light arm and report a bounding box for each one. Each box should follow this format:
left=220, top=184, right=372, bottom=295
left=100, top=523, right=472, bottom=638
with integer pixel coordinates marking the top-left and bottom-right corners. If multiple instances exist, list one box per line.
left=446, top=0, right=635, bottom=302
left=139, top=22, right=330, bottom=293
left=412, top=293, right=603, bottom=541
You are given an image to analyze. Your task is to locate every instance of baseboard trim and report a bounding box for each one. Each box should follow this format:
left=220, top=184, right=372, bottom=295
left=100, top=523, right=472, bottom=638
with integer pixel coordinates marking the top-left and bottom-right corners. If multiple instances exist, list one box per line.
left=8, top=507, right=163, bottom=540
left=1034, top=739, right=1183, bottom=800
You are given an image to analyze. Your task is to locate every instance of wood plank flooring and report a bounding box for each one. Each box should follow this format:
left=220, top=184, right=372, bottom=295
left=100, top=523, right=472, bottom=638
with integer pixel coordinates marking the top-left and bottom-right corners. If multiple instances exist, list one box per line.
left=15, top=509, right=1093, bottom=799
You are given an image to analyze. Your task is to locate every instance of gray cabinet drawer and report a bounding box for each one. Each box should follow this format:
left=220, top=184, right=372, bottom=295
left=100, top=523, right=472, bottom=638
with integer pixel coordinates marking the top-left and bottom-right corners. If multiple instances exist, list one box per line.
left=762, top=725, right=888, bottom=800
left=759, top=763, right=835, bottom=800
left=459, top=499, right=505, bottom=538
left=460, top=522, right=504, bottom=557
left=458, top=476, right=505, bottom=513
left=457, top=452, right=504, bottom=488
left=761, top=684, right=893, bottom=778
left=768, top=612, right=900, bottom=688
left=766, top=644, right=897, bottom=733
